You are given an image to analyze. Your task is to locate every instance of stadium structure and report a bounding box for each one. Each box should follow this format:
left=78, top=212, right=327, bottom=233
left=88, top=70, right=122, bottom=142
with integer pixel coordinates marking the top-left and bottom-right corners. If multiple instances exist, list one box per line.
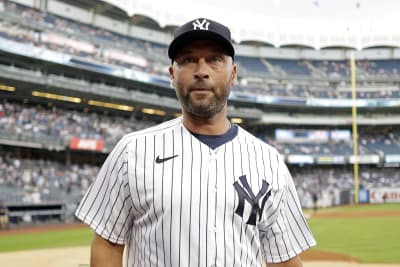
left=0, top=0, right=399, bottom=225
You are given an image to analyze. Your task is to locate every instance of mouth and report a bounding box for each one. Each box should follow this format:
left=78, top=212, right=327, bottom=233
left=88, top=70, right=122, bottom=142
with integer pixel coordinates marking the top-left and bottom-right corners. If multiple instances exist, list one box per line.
left=191, top=88, right=209, bottom=92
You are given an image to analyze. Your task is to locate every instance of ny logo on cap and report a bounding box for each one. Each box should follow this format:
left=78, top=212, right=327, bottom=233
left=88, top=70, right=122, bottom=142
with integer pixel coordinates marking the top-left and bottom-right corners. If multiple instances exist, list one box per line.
left=192, top=19, right=210, bottom=30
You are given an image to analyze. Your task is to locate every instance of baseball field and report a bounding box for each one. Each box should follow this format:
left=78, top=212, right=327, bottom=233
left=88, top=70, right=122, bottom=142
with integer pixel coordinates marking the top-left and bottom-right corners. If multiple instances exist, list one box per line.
left=0, top=203, right=399, bottom=267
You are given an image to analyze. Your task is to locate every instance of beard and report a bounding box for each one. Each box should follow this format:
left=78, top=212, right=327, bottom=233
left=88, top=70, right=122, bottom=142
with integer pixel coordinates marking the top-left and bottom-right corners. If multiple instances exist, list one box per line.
left=175, top=80, right=231, bottom=119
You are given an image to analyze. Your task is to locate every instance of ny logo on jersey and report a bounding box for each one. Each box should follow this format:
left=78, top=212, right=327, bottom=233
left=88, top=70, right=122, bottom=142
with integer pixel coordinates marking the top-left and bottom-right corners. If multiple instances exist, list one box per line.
left=192, top=18, right=210, bottom=30
left=233, top=175, right=271, bottom=226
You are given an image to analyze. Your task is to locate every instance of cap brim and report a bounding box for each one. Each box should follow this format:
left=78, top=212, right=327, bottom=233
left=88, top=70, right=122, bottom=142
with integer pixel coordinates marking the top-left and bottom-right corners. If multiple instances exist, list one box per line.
left=168, top=30, right=234, bottom=60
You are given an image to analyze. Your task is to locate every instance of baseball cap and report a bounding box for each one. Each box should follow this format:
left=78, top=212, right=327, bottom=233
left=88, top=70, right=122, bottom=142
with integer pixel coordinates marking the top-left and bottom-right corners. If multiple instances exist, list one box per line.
left=168, top=18, right=235, bottom=61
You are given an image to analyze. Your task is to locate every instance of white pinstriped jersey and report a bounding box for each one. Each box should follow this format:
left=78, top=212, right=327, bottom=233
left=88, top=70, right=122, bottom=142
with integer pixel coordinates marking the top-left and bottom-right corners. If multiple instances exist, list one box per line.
left=75, top=117, right=316, bottom=266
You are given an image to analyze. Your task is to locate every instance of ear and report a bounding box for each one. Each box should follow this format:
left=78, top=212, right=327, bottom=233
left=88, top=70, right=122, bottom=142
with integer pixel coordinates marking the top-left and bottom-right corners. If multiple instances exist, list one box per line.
left=230, top=63, right=238, bottom=86
left=169, top=64, right=175, bottom=87
left=169, top=64, right=174, bottom=79
left=168, top=64, right=175, bottom=88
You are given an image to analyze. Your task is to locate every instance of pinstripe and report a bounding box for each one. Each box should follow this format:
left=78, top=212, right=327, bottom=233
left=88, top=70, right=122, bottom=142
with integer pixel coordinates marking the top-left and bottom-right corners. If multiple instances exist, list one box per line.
left=75, top=119, right=315, bottom=267
left=277, top=216, right=290, bottom=257
left=135, top=138, right=146, bottom=267
left=251, top=140, right=261, bottom=266
left=214, top=155, right=218, bottom=267
left=268, top=149, right=274, bottom=187
left=288, top=187, right=313, bottom=246
left=288, top=205, right=310, bottom=247
left=271, top=225, right=283, bottom=261
left=142, top=136, right=153, bottom=267
left=205, top=148, right=210, bottom=267
left=258, top=137, right=267, bottom=264
left=161, top=132, right=166, bottom=267
left=249, top=234, right=256, bottom=266
left=197, top=142, right=203, bottom=266
left=78, top=140, right=126, bottom=222
left=78, top=117, right=179, bottom=217
left=283, top=211, right=302, bottom=250
left=282, top=210, right=296, bottom=255
left=128, top=141, right=140, bottom=267
left=267, top=232, right=273, bottom=263
left=244, top=136, right=251, bottom=267
left=116, top=194, right=132, bottom=241
left=231, top=139, right=236, bottom=266
left=223, top=144, right=227, bottom=267
left=134, top=139, right=146, bottom=214
left=108, top=194, right=129, bottom=240
left=276, top=154, right=281, bottom=190
left=261, top=191, right=285, bottom=230
left=152, top=134, right=159, bottom=267
left=188, top=135, right=194, bottom=266
left=102, top=173, right=126, bottom=237
left=79, top=118, right=177, bottom=222
left=178, top=127, right=183, bottom=267
left=252, top=141, right=261, bottom=193
left=238, top=138, right=244, bottom=267
left=287, top=179, right=315, bottom=240
left=169, top=129, right=175, bottom=267
left=99, top=162, right=127, bottom=237
left=87, top=145, right=127, bottom=226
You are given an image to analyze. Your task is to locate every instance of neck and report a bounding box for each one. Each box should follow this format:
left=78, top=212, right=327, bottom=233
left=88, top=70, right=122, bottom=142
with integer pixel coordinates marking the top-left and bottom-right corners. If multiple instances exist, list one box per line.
left=182, top=109, right=231, bottom=135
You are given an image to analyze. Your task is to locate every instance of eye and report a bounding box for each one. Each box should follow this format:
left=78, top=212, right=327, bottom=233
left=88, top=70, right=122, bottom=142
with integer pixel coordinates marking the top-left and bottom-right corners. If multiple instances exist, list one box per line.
left=181, top=57, right=196, bottom=64
left=209, top=55, right=224, bottom=63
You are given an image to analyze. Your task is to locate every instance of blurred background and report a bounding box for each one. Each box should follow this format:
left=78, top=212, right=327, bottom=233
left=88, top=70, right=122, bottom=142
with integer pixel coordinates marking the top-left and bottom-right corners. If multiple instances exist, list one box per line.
left=0, top=0, right=399, bottom=226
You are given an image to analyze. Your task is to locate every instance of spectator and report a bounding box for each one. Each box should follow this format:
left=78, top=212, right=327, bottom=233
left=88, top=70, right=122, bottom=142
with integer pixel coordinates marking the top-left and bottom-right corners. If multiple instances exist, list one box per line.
left=0, top=200, right=9, bottom=230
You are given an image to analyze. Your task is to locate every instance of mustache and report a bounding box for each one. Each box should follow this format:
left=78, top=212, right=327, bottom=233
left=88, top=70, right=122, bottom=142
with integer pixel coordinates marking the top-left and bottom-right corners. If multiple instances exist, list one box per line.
left=189, top=81, right=213, bottom=91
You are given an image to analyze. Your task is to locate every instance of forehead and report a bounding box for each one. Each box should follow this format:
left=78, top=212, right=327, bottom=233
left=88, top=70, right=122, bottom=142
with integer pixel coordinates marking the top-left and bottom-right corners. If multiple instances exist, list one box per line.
left=176, top=39, right=229, bottom=56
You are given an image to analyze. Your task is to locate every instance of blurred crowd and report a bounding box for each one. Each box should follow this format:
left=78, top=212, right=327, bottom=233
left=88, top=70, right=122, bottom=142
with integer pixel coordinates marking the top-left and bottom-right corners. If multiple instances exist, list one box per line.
left=1, top=101, right=399, bottom=156
left=0, top=101, right=399, bottom=209
left=0, top=0, right=399, bottom=211
left=262, top=127, right=400, bottom=156
left=1, top=153, right=399, bottom=210
left=0, top=154, right=98, bottom=205
left=292, top=166, right=400, bottom=208
left=0, top=0, right=400, bottom=99
left=0, top=101, right=156, bottom=148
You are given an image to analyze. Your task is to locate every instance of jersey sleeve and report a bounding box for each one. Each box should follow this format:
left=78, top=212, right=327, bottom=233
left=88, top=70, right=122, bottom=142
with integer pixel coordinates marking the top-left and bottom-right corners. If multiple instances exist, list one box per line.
left=258, top=161, right=316, bottom=263
left=75, top=138, right=134, bottom=245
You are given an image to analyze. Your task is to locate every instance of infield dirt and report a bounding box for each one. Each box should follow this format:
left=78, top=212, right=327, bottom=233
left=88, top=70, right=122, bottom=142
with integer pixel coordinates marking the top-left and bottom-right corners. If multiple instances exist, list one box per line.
left=0, top=209, right=399, bottom=267
left=0, top=246, right=400, bottom=267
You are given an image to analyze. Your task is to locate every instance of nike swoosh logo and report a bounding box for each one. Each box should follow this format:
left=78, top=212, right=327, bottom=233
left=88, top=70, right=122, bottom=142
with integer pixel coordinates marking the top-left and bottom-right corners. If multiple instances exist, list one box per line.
left=155, top=155, right=179, bottom=163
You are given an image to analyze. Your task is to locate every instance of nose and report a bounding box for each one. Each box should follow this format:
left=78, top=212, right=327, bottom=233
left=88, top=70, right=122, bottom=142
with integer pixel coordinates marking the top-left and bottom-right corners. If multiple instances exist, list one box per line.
left=194, top=58, right=209, bottom=80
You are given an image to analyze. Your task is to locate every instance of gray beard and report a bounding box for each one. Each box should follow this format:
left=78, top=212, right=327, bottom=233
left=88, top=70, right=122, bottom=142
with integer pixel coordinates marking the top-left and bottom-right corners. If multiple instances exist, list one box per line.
left=174, top=76, right=233, bottom=119
left=183, top=93, right=226, bottom=119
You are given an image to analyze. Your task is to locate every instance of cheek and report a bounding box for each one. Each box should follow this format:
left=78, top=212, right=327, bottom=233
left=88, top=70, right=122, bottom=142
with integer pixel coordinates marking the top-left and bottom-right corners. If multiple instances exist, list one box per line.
left=217, top=73, right=233, bottom=87
left=174, top=72, right=192, bottom=87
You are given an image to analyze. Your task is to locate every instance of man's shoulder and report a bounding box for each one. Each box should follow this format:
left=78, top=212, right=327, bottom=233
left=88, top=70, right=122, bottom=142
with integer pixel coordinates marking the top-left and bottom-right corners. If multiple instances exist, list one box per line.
left=237, top=126, right=282, bottom=155
left=108, top=118, right=182, bottom=155
left=121, top=117, right=182, bottom=143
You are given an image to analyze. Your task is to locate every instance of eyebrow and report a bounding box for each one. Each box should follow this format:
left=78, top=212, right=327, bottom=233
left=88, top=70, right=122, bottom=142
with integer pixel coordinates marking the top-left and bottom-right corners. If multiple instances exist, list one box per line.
left=176, top=47, right=229, bottom=58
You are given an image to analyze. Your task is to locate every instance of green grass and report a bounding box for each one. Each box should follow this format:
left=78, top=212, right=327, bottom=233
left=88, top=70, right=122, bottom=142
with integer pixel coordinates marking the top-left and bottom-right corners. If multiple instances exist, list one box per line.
left=0, top=203, right=399, bottom=263
left=304, top=202, right=400, bottom=213
left=307, top=203, right=400, bottom=263
left=0, top=227, right=93, bottom=252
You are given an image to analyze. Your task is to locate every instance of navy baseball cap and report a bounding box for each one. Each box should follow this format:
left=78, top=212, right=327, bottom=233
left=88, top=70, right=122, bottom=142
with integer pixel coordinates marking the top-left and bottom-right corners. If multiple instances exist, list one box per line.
left=168, top=18, right=235, bottom=60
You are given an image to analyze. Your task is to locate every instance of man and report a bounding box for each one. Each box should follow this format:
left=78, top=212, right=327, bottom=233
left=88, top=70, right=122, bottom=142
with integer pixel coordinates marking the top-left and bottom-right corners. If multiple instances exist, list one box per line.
left=75, top=18, right=316, bottom=267
left=0, top=200, right=9, bottom=230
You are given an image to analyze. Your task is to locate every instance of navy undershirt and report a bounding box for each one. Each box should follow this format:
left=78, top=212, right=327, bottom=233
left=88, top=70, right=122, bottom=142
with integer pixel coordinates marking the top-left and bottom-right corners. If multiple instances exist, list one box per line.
left=191, top=124, right=238, bottom=149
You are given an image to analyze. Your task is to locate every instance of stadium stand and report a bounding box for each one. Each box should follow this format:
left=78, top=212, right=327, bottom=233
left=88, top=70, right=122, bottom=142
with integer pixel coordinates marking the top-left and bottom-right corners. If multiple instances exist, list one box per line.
left=1, top=0, right=400, bottom=100
left=0, top=0, right=400, bottom=223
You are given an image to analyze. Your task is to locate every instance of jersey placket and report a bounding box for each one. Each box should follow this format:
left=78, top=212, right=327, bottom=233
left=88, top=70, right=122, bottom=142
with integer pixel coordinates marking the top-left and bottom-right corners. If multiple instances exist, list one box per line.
left=206, top=148, right=220, bottom=267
